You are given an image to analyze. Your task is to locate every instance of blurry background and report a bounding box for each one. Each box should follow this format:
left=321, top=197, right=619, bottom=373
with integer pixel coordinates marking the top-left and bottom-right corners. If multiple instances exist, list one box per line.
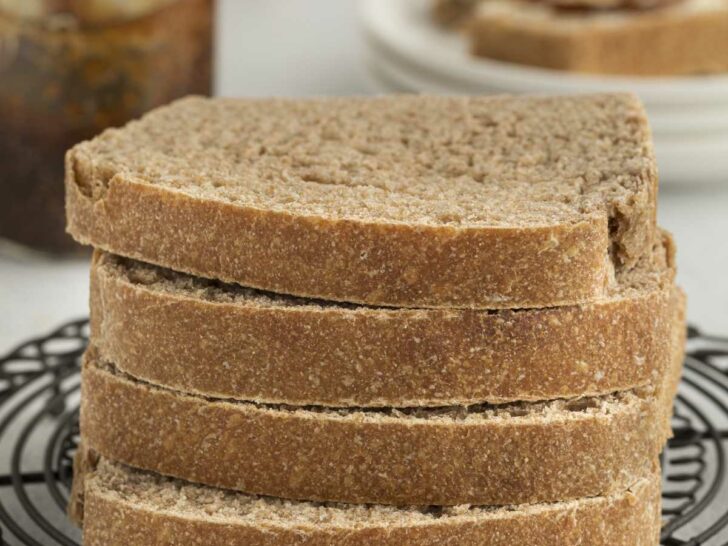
left=0, top=0, right=726, bottom=353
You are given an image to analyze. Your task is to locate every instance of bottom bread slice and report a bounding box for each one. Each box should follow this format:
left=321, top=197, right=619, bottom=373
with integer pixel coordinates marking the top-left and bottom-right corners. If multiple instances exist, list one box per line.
left=71, top=450, right=661, bottom=546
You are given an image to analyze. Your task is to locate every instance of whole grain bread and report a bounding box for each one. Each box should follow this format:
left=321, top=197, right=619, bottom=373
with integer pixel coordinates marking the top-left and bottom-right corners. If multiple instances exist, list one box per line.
left=90, top=236, right=675, bottom=406
left=469, top=0, right=728, bottom=75
left=80, top=313, right=682, bottom=507
left=66, top=94, right=658, bottom=309
left=70, top=451, right=662, bottom=546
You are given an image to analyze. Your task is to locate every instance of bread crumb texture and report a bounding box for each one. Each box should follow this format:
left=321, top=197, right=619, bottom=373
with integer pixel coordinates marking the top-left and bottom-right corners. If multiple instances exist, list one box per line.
left=66, top=94, right=657, bottom=308
left=79, top=338, right=681, bottom=506
left=90, top=248, right=676, bottom=406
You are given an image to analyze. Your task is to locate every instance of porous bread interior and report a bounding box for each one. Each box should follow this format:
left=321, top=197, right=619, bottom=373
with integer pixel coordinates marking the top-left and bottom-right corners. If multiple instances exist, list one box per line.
left=95, top=231, right=671, bottom=314
left=88, top=458, right=654, bottom=527
left=70, top=95, right=653, bottom=231
left=89, top=355, right=657, bottom=423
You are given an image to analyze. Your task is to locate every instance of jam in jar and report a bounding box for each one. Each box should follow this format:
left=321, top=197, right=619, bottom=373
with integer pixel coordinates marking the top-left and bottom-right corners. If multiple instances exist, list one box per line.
left=0, top=0, right=215, bottom=252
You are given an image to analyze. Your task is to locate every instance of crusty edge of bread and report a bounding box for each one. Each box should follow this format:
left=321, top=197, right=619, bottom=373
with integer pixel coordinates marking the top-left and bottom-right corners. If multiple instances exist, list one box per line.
left=469, top=1, right=728, bottom=76
left=65, top=151, right=615, bottom=309
left=71, top=451, right=661, bottom=546
left=79, top=327, right=682, bottom=506
left=91, top=249, right=675, bottom=407
left=68, top=444, right=95, bottom=527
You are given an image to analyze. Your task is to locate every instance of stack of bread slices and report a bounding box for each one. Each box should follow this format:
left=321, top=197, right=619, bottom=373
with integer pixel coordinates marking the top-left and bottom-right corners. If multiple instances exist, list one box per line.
left=65, top=93, right=684, bottom=546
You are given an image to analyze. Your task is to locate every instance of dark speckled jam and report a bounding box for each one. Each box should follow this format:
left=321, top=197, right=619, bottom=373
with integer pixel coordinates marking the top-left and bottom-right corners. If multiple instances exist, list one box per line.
left=0, top=0, right=214, bottom=253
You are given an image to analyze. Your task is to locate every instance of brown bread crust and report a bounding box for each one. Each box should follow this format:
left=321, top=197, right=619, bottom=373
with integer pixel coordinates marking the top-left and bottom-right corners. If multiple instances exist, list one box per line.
left=433, top=0, right=483, bottom=27
left=80, top=347, right=676, bottom=506
left=90, top=250, right=675, bottom=407
left=76, top=458, right=662, bottom=546
left=65, top=94, right=657, bottom=309
left=469, top=0, right=728, bottom=76
left=67, top=175, right=608, bottom=309
left=67, top=444, right=98, bottom=527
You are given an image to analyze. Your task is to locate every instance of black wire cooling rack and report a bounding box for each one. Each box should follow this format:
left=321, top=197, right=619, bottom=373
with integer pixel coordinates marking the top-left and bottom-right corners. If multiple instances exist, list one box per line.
left=0, top=320, right=727, bottom=545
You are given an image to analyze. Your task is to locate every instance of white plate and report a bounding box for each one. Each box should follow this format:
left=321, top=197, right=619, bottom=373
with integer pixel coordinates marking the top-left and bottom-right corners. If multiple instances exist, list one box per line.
left=653, top=134, right=728, bottom=185
left=359, top=0, right=728, bottom=107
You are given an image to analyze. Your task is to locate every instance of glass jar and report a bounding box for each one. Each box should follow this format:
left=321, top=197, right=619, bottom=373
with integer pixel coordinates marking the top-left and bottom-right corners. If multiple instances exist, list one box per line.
left=0, top=0, right=215, bottom=253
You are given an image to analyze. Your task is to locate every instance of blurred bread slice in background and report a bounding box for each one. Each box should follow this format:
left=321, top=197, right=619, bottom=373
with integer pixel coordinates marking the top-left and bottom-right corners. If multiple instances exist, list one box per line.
left=468, top=0, right=728, bottom=75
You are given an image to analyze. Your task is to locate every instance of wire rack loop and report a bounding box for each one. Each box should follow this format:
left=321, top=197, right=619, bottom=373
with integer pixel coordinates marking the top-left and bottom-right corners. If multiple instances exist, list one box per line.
left=0, top=320, right=727, bottom=545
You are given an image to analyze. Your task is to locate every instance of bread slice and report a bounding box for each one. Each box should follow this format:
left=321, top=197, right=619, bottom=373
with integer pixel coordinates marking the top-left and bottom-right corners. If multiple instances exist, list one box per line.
left=66, top=94, right=658, bottom=309
left=469, top=0, right=728, bottom=76
left=90, top=237, right=675, bottom=407
left=80, top=314, right=682, bottom=507
left=70, top=450, right=662, bottom=546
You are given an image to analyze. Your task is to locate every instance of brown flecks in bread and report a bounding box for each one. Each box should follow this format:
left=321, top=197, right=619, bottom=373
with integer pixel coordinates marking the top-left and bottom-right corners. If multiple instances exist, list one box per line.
left=66, top=94, right=657, bottom=308
left=89, top=245, right=676, bottom=407
left=69, top=95, right=652, bottom=230
left=79, top=339, right=680, bottom=506
left=73, top=454, right=662, bottom=546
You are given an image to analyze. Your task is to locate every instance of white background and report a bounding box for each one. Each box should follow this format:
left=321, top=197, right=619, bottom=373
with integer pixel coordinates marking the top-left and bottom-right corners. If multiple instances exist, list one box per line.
left=0, top=0, right=726, bottom=353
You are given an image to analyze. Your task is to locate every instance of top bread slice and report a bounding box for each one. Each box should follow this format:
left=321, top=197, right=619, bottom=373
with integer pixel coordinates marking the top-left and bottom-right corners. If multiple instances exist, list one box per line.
left=433, top=0, right=483, bottom=26
left=66, top=94, right=657, bottom=309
